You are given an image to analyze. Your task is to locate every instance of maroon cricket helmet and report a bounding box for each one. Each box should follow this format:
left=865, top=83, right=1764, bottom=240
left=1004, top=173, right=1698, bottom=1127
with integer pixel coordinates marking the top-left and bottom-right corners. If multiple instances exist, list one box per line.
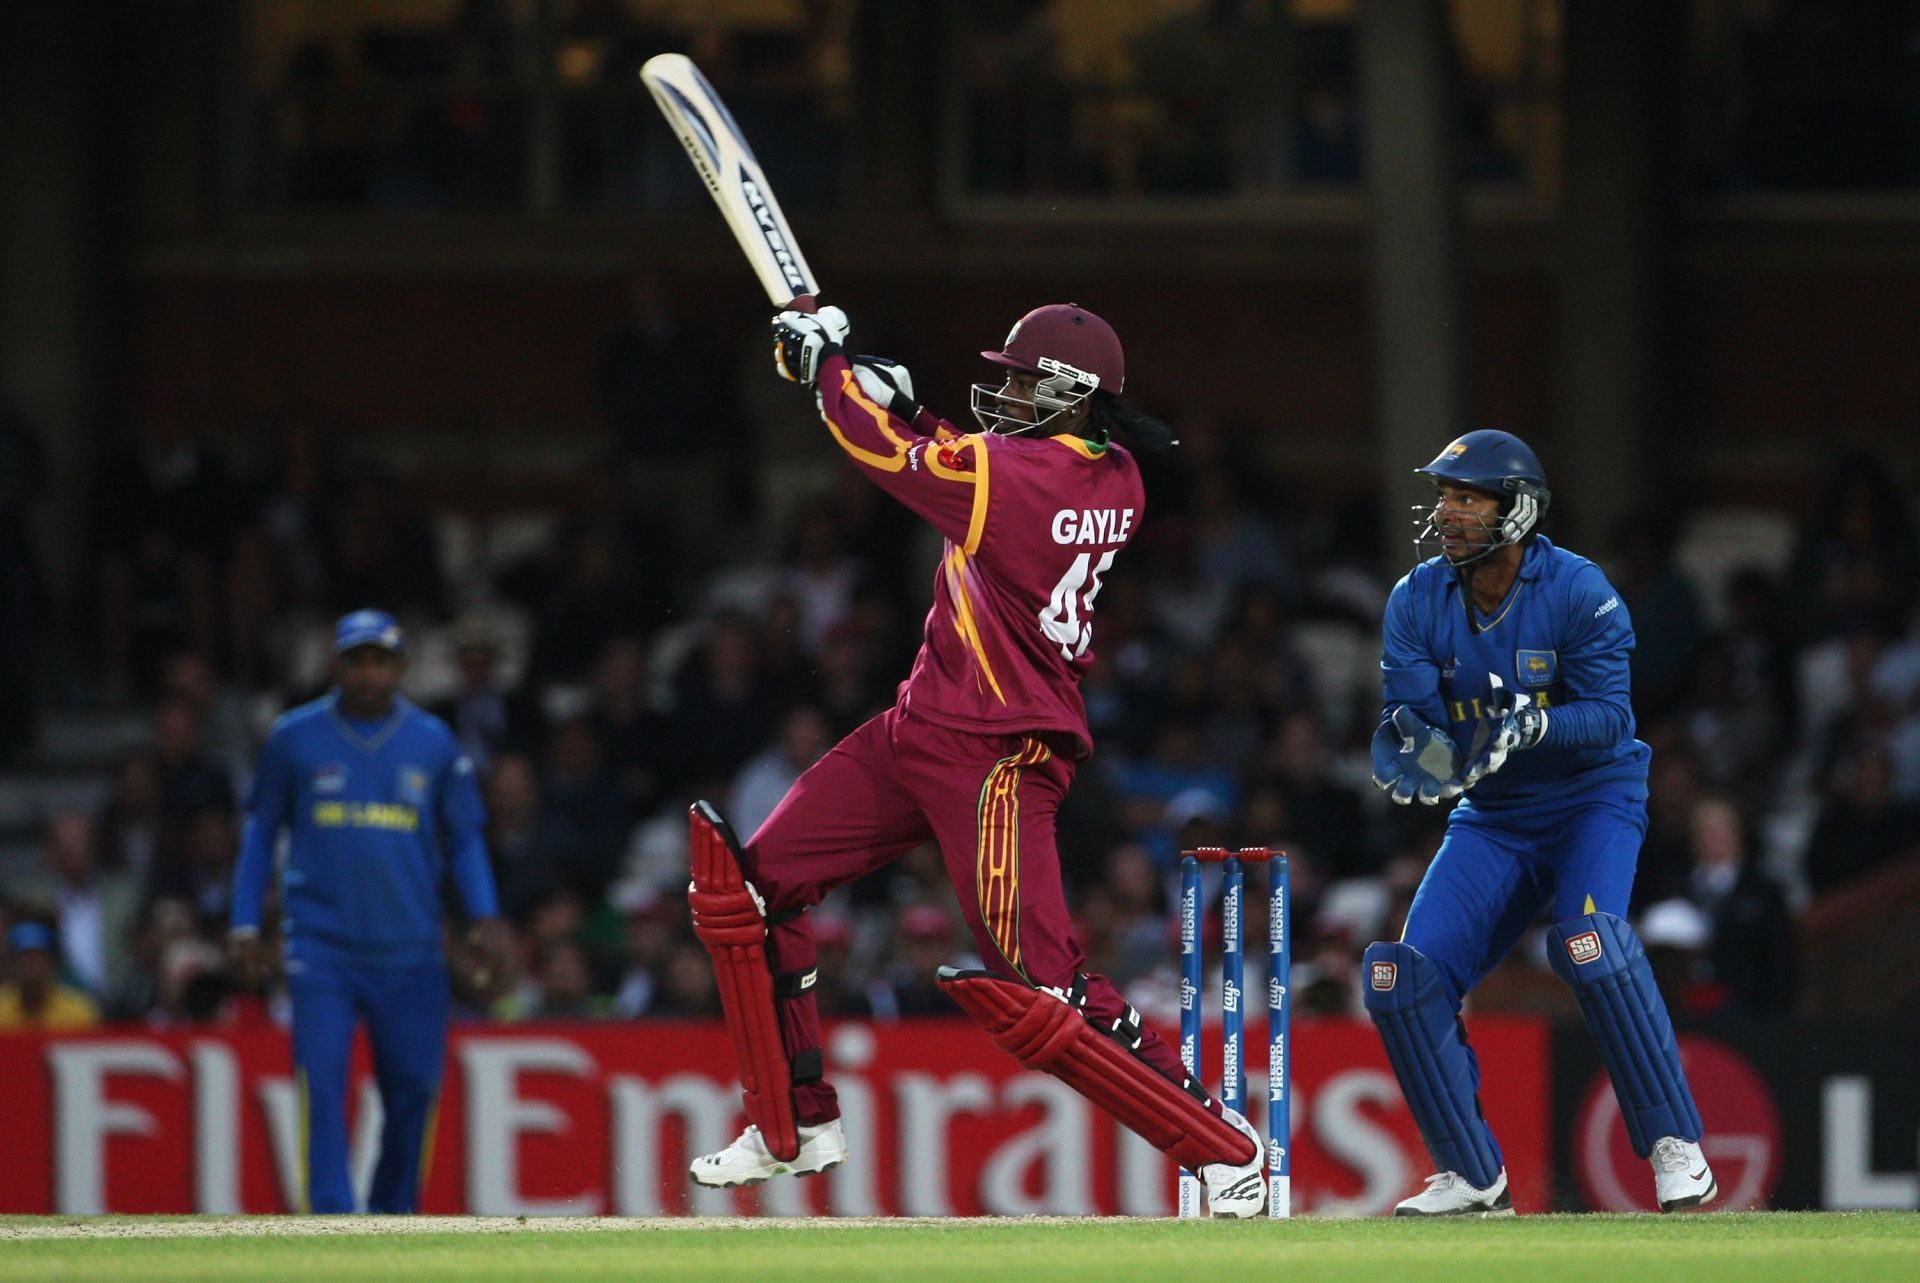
left=980, top=303, right=1125, bottom=394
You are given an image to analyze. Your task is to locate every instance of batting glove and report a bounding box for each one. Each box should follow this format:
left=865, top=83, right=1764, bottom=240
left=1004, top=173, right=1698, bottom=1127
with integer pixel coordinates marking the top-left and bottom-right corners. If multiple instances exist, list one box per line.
left=850, top=355, right=918, bottom=418
left=1372, top=706, right=1465, bottom=806
left=772, top=305, right=850, bottom=387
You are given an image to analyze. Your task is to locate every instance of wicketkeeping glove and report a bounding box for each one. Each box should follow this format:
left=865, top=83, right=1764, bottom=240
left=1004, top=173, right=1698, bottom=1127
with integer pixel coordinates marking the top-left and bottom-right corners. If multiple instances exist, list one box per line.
left=1372, top=705, right=1465, bottom=806
left=772, top=305, right=850, bottom=387
left=1459, top=673, right=1549, bottom=790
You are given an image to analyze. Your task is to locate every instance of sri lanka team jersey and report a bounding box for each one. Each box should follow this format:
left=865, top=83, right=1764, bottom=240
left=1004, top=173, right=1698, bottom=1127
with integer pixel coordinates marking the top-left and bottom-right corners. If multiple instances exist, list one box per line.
left=814, top=353, right=1145, bottom=757
left=1380, top=535, right=1650, bottom=812
left=231, top=693, right=497, bottom=966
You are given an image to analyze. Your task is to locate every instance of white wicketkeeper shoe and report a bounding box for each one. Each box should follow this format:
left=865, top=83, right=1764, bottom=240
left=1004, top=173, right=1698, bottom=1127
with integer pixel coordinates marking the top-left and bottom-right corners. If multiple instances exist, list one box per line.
left=688, top=1119, right=847, bottom=1189
left=1201, top=1109, right=1267, bottom=1219
left=1652, top=1136, right=1717, bottom=1212
left=1393, top=1169, right=1515, bottom=1217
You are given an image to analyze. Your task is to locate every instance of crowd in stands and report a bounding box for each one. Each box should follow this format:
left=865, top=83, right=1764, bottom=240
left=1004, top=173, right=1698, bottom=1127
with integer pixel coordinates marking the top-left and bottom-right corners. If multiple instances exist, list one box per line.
left=2, top=347, right=1919, bottom=1035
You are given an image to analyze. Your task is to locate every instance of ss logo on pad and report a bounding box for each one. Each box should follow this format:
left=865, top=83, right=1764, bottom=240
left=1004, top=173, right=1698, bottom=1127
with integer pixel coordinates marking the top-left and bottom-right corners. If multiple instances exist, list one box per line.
left=1565, top=931, right=1603, bottom=965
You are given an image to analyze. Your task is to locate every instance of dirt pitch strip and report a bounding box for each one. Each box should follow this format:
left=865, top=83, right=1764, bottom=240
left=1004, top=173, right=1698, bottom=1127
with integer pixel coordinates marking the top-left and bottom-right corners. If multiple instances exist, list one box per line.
left=0, top=1214, right=1117, bottom=1241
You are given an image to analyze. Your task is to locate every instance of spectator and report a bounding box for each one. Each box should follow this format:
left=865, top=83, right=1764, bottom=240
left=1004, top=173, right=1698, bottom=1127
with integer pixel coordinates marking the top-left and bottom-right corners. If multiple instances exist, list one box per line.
left=807, top=913, right=875, bottom=1018
left=779, top=498, right=861, bottom=654
left=609, top=894, right=680, bottom=1018
left=1634, top=727, right=1702, bottom=909
left=1611, top=516, right=1705, bottom=717
left=151, top=805, right=239, bottom=934
left=100, top=753, right=166, bottom=877
left=1261, top=709, right=1371, bottom=880
left=430, top=615, right=542, bottom=775
left=1683, top=637, right=1784, bottom=810
left=0, top=922, right=100, bottom=1030
left=586, top=634, right=673, bottom=816
left=667, top=611, right=784, bottom=790
left=152, top=935, right=231, bottom=1026
left=1682, top=794, right=1797, bottom=1012
left=1113, top=717, right=1239, bottom=869
left=485, top=752, right=563, bottom=923
left=107, top=897, right=201, bottom=1023
left=9, top=814, right=141, bottom=1000
left=159, top=650, right=256, bottom=798
left=1636, top=898, right=1720, bottom=1021
left=1805, top=739, right=1920, bottom=895
left=538, top=718, right=630, bottom=899
left=140, top=697, right=236, bottom=890
left=1097, top=842, right=1171, bottom=990
left=1785, top=456, right=1920, bottom=643
left=868, top=906, right=966, bottom=1019
left=530, top=938, right=608, bottom=1020
left=1722, top=566, right=1801, bottom=739
left=727, top=704, right=833, bottom=843
left=807, top=616, right=890, bottom=736
left=651, top=943, right=720, bottom=1017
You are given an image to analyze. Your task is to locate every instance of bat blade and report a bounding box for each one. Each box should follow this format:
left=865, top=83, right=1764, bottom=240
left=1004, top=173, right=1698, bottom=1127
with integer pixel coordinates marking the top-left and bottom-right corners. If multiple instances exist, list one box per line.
left=641, top=53, right=819, bottom=309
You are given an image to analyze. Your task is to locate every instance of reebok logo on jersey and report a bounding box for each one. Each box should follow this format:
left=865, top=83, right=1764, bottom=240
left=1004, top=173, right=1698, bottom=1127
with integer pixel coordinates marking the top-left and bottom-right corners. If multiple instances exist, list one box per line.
left=1565, top=930, right=1603, bottom=965
left=1593, top=595, right=1620, bottom=619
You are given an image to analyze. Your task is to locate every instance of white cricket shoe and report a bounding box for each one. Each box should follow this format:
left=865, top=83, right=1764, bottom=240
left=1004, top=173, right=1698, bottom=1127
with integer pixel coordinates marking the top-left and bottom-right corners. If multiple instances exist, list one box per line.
left=1394, top=1169, right=1515, bottom=1217
left=688, top=1119, right=847, bottom=1189
left=1201, top=1109, right=1267, bottom=1219
left=1652, top=1136, right=1717, bottom=1212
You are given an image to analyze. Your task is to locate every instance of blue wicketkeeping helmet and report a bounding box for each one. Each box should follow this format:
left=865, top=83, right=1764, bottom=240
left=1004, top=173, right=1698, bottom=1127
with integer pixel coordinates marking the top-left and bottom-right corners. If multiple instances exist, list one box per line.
left=1412, top=430, right=1550, bottom=565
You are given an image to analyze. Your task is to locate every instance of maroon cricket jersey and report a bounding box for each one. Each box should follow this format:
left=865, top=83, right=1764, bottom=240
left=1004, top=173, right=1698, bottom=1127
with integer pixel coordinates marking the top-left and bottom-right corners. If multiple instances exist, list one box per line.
left=815, top=352, right=1144, bottom=757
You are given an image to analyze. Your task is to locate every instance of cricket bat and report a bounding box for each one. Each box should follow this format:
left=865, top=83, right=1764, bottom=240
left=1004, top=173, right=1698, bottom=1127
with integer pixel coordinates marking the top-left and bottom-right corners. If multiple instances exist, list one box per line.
left=640, top=53, right=820, bottom=312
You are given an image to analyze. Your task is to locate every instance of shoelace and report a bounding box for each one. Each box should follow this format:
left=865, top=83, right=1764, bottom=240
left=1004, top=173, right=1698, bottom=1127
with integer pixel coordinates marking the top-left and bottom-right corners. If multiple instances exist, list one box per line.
left=1652, top=1138, right=1695, bottom=1173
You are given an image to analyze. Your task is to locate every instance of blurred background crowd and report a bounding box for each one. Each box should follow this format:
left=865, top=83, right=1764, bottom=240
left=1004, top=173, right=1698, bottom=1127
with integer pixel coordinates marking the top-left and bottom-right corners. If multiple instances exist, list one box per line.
left=4, top=0, right=1920, bottom=1036
left=2, top=359, right=1914, bottom=1034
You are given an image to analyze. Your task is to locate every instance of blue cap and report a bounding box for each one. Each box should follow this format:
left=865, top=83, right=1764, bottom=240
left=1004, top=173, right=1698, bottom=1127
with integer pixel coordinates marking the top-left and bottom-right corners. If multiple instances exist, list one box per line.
left=7, top=921, right=55, bottom=954
left=333, top=609, right=405, bottom=655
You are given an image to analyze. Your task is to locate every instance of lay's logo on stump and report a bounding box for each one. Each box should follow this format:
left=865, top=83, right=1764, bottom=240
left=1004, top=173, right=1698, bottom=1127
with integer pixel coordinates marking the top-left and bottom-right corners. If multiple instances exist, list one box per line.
left=1566, top=930, right=1604, bottom=965
left=1370, top=961, right=1398, bottom=991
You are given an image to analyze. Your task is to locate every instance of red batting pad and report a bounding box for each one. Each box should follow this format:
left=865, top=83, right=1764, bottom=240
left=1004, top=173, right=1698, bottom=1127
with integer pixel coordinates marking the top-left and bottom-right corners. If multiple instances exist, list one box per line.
left=938, top=968, right=1257, bottom=1170
left=688, top=802, right=799, bottom=1162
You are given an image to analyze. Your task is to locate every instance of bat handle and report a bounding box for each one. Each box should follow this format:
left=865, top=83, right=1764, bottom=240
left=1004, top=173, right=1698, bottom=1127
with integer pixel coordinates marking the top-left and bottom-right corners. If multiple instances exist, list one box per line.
left=784, top=294, right=818, bottom=314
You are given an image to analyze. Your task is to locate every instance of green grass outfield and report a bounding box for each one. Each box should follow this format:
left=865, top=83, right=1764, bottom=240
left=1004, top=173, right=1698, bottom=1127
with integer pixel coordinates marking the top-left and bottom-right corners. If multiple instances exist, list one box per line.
left=2, top=1212, right=1916, bottom=1283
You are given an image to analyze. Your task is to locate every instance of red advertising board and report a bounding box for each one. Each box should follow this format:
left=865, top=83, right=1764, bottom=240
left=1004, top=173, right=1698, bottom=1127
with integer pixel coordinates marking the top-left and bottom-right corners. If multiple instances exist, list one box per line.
left=0, top=1015, right=1550, bottom=1216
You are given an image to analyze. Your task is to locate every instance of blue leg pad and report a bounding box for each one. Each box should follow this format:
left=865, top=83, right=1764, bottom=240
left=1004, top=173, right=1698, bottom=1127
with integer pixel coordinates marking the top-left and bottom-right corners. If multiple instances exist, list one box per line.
left=1362, top=941, right=1504, bottom=1189
left=1546, top=912, right=1703, bottom=1157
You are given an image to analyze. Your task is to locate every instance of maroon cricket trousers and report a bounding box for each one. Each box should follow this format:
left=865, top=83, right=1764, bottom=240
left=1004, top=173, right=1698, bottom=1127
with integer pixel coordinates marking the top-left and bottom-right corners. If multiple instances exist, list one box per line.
left=740, top=701, right=1188, bottom=1124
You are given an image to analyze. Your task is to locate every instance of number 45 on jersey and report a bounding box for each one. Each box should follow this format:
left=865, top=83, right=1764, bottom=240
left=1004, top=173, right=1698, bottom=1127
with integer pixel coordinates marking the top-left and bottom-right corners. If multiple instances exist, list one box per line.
left=1040, top=551, right=1115, bottom=660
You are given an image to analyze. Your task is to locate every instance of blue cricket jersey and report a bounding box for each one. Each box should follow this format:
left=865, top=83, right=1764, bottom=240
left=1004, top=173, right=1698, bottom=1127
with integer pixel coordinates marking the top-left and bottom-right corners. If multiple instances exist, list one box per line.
left=231, top=692, right=499, bottom=966
left=1380, top=535, right=1650, bottom=812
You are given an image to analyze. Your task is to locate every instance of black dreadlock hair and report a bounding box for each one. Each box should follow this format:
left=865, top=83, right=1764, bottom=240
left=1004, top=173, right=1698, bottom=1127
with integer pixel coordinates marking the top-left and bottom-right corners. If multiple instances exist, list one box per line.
left=1089, top=392, right=1179, bottom=456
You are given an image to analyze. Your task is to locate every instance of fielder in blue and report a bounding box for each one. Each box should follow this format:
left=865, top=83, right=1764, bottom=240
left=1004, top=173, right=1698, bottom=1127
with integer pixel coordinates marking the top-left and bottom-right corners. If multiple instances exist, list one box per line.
left=230, top=610, right=509, bottom=1213
left=1364, top=432, right=1716, bottom=1216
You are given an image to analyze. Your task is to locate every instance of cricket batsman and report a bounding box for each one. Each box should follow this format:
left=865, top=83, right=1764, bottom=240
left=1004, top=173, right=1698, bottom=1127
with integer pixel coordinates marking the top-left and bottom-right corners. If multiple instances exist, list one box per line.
left=1366, top=431, right=1717, bottom=1215
left=230, top=610, right=511, bottom=1213
left=683, top=303, right=1269, bottom=1217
